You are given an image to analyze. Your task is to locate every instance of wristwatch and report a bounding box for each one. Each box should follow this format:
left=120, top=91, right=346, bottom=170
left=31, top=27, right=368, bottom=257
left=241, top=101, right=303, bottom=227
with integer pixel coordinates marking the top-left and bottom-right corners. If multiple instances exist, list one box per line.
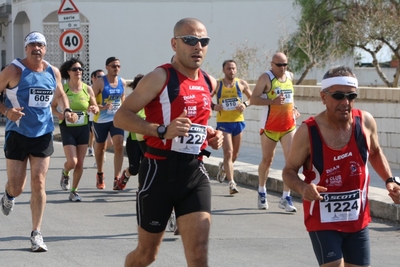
left=385, top=176, right=400, bottom=185
left=63, top=108, right=73, bottom=116
left=157, top=124, right=167, bottom=139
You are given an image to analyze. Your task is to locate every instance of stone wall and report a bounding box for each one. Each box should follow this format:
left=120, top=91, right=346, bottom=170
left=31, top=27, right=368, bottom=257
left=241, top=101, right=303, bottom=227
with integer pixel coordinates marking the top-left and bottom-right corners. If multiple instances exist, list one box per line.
left=209, top=85, right=400, bottom=169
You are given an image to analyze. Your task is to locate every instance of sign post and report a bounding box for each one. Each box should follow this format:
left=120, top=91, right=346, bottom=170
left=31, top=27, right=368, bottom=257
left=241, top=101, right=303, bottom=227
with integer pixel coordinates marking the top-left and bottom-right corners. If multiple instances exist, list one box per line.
left=58, top=0, right=80, bottom=30
left=59, top=29, right=84, bottom=54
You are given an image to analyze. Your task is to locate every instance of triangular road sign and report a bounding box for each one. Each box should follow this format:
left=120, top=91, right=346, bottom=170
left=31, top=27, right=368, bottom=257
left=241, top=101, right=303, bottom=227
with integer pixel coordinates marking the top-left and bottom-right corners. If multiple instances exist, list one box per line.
left=58, top=0, right=80, bottom=14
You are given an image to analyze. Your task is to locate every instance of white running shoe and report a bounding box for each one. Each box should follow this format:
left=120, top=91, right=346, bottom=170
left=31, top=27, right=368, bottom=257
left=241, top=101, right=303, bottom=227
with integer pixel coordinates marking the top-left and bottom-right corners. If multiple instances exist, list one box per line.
left=60, top=170, right=70, bottom=191
left=69, top=191, right=82, bottom=202
left=167, top=211, right=177, bottom=232
left=258, top=192, right=268, bottom=210
left=229, top=181, right=239, bottom=194
left=30, top=230, right=48, bottom=252
left=217, top=162, right=226, bottom=183
left=1, top=191, right=15, bottom=216
left=278, top=196, right=297, bottom=212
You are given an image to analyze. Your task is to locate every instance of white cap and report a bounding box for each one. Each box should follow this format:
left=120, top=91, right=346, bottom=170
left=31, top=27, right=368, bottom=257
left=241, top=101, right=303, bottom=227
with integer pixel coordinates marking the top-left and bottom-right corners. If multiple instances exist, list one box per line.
left=25, top=32, right=47, bottom=47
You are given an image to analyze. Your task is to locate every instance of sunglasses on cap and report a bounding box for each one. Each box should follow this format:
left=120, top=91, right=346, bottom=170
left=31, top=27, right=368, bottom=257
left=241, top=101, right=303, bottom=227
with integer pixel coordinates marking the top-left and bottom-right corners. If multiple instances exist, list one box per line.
left=70, top=67, right=83, bottom=72
left=273, top=62, right=288, bottom=67
left=174, top=35, right=210, bottom=47
left=325, top=91, right=358, bottom=101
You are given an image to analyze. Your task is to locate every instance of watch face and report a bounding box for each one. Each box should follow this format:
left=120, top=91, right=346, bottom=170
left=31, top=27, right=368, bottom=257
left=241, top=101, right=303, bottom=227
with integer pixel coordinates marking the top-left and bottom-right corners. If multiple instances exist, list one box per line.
left=158, top=125, right=166, bottom=133
left=394, top=176, right=400, bottom=184
left=157, top=125, right=167, bottom=139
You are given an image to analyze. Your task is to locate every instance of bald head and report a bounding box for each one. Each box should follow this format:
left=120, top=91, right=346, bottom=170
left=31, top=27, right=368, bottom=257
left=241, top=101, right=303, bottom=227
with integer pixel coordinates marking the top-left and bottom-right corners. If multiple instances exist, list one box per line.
left=174, top=18, right=205, bottom=36
left=272, top=52, right=287, bottom=62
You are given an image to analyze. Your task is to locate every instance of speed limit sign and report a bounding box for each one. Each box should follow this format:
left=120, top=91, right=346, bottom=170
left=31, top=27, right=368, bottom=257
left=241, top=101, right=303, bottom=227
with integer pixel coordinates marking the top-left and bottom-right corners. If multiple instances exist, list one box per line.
left=59, top=29, right=84, bottom=53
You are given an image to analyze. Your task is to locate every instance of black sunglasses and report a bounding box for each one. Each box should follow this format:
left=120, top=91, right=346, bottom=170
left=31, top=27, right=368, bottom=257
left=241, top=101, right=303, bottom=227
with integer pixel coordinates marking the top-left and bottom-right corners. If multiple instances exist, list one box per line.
left=325, top=91, right=358, bottom=101
left=70, top=67, right=83, bottom=72
left=175, top=35, right=210, bottom=47
left=273, top=62, right=288, bottom=67
left=96, top=75, right=103, bottom=78
left=28, top=42, right=45, bottom=48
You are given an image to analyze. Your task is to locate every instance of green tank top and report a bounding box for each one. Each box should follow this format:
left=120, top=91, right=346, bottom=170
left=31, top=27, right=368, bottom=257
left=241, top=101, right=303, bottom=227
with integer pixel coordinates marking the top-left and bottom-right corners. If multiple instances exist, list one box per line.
left=61, top=83, right=90, bottom=126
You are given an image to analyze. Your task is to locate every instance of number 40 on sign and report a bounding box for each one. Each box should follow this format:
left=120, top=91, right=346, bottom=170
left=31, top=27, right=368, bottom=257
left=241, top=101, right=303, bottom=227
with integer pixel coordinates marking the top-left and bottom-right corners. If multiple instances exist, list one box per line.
left=59, top=29, right=84, bottom=54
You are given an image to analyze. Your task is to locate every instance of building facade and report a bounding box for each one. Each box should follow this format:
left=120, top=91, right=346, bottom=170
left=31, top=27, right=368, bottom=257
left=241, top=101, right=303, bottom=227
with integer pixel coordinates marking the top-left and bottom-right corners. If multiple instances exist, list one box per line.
left=0, top=0, right=299, bottom=83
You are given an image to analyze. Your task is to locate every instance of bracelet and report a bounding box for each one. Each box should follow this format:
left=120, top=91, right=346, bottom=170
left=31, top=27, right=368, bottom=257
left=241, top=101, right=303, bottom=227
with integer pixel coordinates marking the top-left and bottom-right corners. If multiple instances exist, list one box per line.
left=294, top=106, right=298, bottom=110
left=4, top=107, right=10, bottom=118
left=63, top=108, right=73, bottom=116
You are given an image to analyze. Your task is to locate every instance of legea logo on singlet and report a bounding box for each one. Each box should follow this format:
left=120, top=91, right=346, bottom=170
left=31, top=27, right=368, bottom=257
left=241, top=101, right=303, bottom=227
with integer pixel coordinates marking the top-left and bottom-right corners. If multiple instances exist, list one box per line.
left=333, top=152, right=352, bottom=161
left=189, top=86, right=204, bottom=91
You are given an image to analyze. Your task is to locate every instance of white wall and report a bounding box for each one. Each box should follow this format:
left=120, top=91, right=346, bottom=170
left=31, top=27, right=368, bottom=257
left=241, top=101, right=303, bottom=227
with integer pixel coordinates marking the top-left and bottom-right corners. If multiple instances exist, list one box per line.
left=10, top=0, right=299, bottom=80
left=6, top=1, right=396, bottom=87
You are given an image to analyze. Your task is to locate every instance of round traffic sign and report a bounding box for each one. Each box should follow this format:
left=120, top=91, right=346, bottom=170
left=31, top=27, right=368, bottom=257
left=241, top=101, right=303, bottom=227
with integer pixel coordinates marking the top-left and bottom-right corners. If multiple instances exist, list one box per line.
left=59, top=29, right=84, bottom=54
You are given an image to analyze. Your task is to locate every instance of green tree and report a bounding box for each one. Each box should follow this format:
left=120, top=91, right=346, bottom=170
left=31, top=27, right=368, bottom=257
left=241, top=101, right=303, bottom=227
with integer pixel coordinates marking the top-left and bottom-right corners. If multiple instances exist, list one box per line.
left=338, top=0, right=400, bottom=87
left=288, top=0, right=400, bottom=87
left=230, top=40, right=270, bottom=82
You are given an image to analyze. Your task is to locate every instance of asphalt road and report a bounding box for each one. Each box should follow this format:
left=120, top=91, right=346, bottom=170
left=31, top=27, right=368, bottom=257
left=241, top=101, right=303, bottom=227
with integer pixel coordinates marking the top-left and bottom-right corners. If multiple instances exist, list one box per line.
left=0, top=136, right=400, bottom=266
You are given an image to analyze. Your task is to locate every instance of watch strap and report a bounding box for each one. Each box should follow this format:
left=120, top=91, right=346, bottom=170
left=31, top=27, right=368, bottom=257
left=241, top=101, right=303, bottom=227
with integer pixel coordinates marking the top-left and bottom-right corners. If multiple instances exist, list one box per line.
left=385, top=177, right=400, bottom=185
left=386, top=177, right=395, bottom=184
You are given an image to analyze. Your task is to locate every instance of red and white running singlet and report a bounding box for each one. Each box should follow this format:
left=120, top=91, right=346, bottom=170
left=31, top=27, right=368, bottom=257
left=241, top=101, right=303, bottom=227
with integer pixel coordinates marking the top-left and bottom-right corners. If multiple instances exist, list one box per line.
left=302, top=109, right=371, bottom=232
left=144, top=64, right=212, bottom=157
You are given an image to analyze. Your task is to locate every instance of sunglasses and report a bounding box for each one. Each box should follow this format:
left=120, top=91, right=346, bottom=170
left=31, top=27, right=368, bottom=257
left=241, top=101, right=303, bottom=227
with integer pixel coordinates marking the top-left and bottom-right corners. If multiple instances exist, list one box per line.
left=70, top=67, right=83, bottom=72
left=325, top=91, right=358, bottom=101
left=28, top=42, right=45, bottom=48
left=174, top=35, right=210, bottom=47
left=96, top=75, right=103, bottom=78
left=273, top=62, right=288, bottom=67
left=109, top=65, right=121, bottom=69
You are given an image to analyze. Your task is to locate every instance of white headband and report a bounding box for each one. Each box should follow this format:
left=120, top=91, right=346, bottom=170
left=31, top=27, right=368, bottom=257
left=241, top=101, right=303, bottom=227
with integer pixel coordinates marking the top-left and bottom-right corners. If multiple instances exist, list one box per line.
left=25, top=32, right=47, bottom=47
left=321, top=76, right=358, bottom=91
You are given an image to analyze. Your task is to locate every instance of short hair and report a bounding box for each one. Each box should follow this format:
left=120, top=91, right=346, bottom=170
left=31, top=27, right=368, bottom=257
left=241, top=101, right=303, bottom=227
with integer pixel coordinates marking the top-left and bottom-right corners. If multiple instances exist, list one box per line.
left=222, top=60, right=236, bottom=69
left=91, top=69, right=104, bottom=79
left=105, top=57, right=119, bottom=66
left=128, top=74, right=144, bottom=90
left=59, top=57, right=84, bottom=80
left=323, top=66, right=356, bottom=79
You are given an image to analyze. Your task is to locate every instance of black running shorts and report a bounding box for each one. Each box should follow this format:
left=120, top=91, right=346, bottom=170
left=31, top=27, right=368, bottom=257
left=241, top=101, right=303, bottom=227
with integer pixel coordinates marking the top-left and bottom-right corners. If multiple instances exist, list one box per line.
left=309, top=227, right=370, bottom=266
left=4, top=131, right=54, bottom=161
left=59, top=124, right=90, bottom=146
left=137, top=157, right=211, bottom=233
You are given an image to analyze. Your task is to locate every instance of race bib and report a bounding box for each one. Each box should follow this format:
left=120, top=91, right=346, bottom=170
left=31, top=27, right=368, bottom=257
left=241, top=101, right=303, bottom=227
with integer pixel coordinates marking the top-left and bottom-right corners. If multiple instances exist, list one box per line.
left=281, top=89, right=293, bottom=104
left=66, top=111, right=86, bottom=126
left=28, top=88, right=54, bottom=107
left=171, top=123, right=207, bottom=155
left=222, top=98, right=239, bottom=110
left=107, top=102, right=120, bottom=114
left=319, top=189, right=361, bottom=223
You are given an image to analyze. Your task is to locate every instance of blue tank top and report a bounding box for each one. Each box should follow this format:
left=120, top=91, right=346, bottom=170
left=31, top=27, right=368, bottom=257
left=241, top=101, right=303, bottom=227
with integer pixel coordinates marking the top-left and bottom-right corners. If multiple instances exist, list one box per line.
left=94, top=76, right=124, bottom=123
left=5, top=59, right=56, bottom=137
